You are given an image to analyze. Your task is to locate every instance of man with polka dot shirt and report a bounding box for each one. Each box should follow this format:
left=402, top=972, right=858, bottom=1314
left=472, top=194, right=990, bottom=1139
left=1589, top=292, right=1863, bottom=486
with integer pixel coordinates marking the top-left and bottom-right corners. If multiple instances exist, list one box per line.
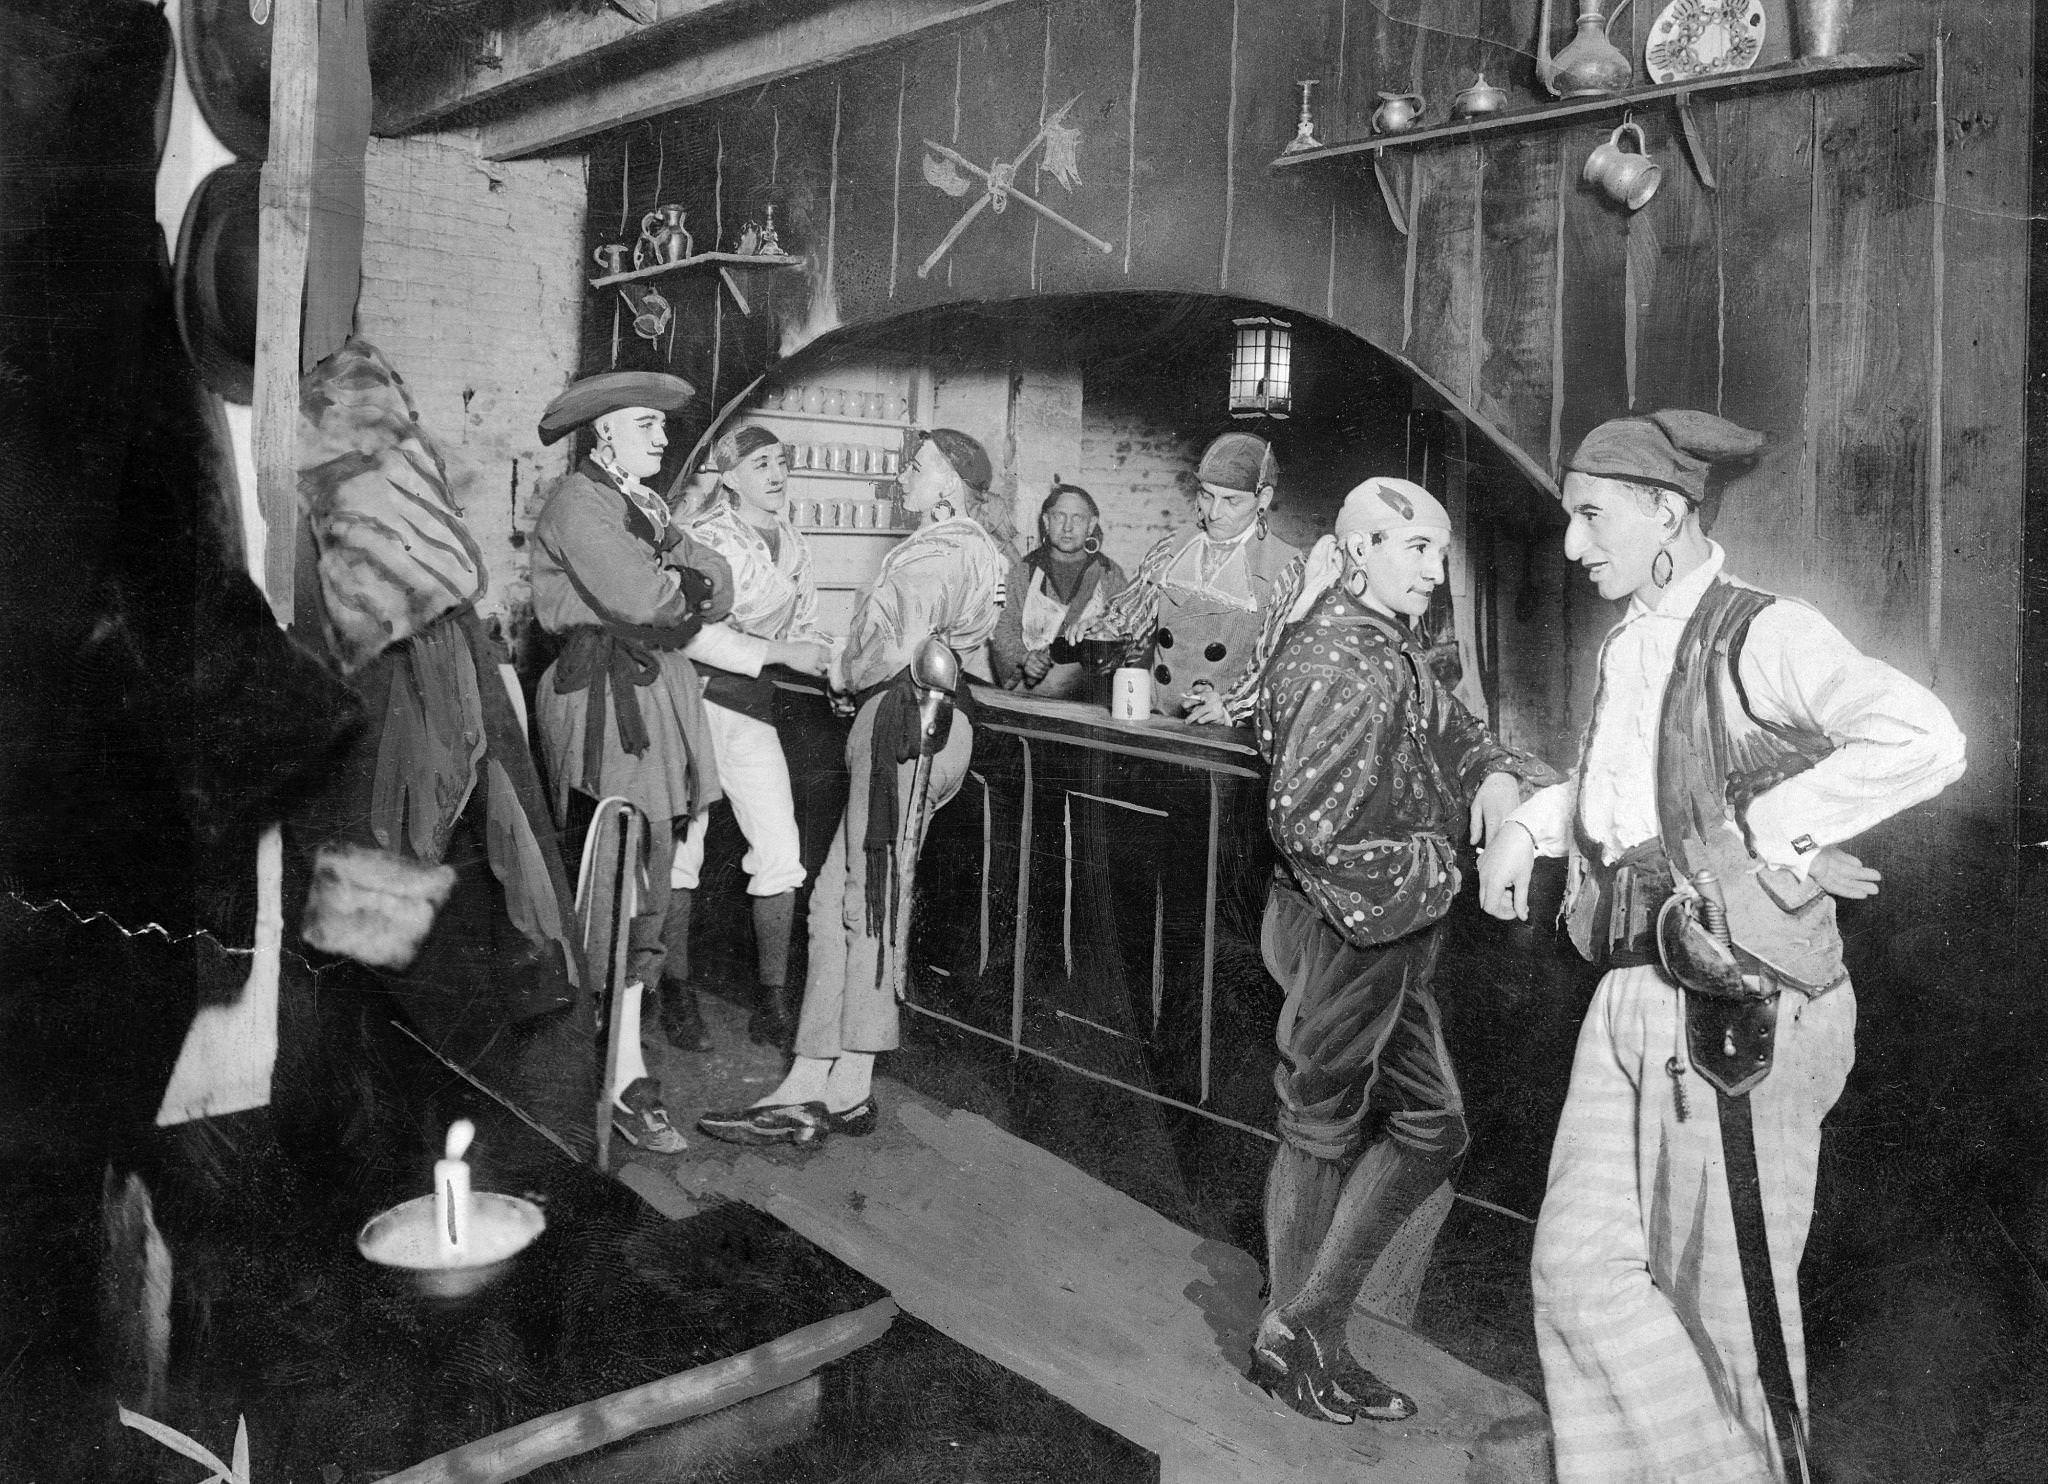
left=1247, top=477, right=1559, bottom=1425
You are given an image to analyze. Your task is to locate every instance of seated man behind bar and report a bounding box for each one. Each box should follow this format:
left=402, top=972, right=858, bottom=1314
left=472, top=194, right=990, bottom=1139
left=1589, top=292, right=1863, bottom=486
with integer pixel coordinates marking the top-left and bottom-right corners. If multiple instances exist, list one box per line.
left=1251, top=478, right=1557, bottom=1424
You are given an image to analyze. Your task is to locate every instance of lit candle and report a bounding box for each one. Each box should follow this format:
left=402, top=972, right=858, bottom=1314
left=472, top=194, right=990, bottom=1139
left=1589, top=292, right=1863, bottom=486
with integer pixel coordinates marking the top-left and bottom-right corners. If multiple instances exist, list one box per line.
left=434, top=1119, right=476, bottom=1263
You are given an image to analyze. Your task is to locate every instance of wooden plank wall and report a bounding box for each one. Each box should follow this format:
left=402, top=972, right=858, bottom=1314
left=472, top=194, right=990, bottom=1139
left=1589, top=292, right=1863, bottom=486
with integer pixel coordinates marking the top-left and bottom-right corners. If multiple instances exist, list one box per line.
left=576, top=0, right=2030, bottom=845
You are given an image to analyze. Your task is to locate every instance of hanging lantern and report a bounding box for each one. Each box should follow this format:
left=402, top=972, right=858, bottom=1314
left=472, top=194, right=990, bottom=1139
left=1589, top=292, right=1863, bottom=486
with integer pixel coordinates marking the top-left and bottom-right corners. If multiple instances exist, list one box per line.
left=1229, top=316, right=1292, bottom=418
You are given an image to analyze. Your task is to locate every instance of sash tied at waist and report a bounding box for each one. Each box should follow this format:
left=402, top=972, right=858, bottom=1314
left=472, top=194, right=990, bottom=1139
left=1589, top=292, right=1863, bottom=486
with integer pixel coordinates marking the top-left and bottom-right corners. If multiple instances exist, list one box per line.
left=552, top=623, right=696, bottom=789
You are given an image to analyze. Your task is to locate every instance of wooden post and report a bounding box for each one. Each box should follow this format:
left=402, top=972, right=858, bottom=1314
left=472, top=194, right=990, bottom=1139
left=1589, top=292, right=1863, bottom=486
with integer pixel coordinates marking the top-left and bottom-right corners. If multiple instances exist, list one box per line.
left=250, top=0, right=370, bottom=629
left=251, top=0, right=319, bottom=625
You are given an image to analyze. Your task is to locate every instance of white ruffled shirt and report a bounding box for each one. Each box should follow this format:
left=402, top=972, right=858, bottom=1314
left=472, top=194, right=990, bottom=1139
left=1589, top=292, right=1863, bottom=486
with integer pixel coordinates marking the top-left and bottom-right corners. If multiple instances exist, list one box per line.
left=1509, top=542, right=1965, bottom=878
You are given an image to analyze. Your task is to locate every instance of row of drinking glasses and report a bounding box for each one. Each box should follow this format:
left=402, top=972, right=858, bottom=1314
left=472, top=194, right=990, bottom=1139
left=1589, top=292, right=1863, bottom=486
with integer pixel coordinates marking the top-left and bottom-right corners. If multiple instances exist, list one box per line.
left=791, top=498, right=896, bottom=529
left=789, top=442, right=901, bottom=475
left=764, top=385, right=909, bottom=421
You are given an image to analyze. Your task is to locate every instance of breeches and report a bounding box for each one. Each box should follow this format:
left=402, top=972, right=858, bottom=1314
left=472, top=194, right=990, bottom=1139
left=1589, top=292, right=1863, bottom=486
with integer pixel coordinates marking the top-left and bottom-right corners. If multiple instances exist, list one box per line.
left=1262, top=882, right=1465, bottom=1167
left=671, top=702, right=807, bottom=897
left=792, top=695, right=972, bottom=1058
left=1531, top=963, right=1855, bottom=1483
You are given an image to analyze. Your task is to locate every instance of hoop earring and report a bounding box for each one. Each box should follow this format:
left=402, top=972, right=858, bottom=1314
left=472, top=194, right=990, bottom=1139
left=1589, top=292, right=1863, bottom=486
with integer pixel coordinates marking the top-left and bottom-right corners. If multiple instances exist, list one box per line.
left=1651, top=547, right=1674, bottom=589
left=932, top=498, right=956, bottom=523
left=1083, top=534, right=1101, bottom=555
left=1256, top=512, right=1269, bottom=540
left=1343, top=569, right=1367, bottom=599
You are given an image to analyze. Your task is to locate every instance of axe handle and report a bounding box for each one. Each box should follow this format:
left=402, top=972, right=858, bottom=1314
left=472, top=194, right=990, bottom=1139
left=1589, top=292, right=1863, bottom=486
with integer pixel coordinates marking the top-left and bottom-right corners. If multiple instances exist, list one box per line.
left=918, top=193, right=991, bottom=279
left=997, top=184, right=1115, bottom=255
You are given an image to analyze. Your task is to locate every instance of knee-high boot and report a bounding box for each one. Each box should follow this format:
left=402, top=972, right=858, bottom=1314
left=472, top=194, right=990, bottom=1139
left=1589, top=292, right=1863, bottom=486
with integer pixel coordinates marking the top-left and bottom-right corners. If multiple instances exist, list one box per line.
left=659, top=887, right=710, bottom=1052
left=749, top=890, right=796, bottom=1048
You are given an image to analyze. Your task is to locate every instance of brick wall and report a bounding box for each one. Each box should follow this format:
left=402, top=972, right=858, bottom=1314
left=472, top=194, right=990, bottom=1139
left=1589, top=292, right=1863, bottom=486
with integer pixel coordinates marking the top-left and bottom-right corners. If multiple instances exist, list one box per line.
left=1076, top=392, right=1205, bottom=574
left=357, top=132, right=586, bottom=625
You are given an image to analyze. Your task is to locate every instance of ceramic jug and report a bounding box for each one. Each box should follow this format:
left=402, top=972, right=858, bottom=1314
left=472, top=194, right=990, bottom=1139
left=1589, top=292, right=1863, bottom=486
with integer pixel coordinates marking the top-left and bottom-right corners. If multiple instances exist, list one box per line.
left=1372, top=92, right=1427, bottom=134
left=634, top=204, right=694, bottom=271
left=1537, top=0, right=1636, bottom=98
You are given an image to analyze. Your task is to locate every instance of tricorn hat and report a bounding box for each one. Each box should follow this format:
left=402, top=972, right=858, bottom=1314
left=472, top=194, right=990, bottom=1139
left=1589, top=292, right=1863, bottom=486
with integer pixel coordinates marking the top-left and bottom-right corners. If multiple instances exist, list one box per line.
left=172, top=159, right=261, bottom=404
left=537, top=371, right=696, bottom=446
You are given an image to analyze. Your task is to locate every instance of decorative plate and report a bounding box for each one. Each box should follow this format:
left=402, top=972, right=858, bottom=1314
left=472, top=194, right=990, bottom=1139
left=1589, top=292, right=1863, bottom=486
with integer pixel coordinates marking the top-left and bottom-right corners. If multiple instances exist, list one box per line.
left=1645, top=0, right=1766, bottom=84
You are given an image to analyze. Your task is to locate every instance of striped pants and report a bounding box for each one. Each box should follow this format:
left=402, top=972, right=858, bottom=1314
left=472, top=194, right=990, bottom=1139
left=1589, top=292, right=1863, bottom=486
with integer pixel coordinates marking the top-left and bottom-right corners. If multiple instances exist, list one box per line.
left=1533, top=964, right=1855, bottom=1483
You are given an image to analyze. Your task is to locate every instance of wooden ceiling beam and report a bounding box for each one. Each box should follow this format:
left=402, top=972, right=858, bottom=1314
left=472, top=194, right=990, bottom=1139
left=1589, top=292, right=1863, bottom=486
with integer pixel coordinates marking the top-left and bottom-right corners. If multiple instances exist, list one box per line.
left=474, top=0, right=1023, bottom=160
left=373, top=0, right=760, bottom=137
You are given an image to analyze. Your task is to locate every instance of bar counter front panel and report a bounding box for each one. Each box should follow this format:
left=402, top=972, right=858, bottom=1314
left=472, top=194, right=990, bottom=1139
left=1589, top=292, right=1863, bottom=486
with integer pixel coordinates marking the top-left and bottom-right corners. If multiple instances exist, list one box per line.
left=777, top=679, right=1282, bottom=1143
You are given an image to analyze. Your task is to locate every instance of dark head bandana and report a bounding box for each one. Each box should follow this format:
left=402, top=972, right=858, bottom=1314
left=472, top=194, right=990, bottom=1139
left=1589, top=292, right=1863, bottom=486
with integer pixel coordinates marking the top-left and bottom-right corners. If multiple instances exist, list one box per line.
left=1196, top=431, right=1280, bottom=494
left=1566, top=409, right=1765, bottom=503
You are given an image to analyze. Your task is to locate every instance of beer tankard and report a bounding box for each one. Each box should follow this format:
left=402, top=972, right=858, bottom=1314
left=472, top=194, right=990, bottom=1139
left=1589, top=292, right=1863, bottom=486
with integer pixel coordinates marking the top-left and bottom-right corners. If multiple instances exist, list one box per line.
left=1584, top=121, right=1661, bottom=210
left=591, top=243, right=630, bottom=277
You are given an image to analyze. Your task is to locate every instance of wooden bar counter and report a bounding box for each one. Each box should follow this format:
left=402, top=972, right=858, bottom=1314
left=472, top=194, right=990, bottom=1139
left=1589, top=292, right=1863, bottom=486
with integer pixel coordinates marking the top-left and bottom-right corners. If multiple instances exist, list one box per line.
left=898, top=685, right=1279, bottom=1142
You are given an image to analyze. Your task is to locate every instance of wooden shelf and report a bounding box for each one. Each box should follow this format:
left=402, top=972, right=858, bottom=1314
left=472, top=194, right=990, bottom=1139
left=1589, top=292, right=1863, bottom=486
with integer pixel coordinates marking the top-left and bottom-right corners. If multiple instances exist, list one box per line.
left=589, top=251, right=804, bottom=288
left=754, top=408, right=913, bottom=429
left=798, top=526, right=909, bottom=538
left=1269, top=54, right=1920, bottom=170
left=691, top=467, right=894, bottom=482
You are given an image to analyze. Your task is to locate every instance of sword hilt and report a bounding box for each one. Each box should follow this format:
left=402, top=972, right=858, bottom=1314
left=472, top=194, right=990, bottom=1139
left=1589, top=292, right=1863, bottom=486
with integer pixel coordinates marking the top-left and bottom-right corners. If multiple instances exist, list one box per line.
left=1692, top=869, right=1732, bottom=948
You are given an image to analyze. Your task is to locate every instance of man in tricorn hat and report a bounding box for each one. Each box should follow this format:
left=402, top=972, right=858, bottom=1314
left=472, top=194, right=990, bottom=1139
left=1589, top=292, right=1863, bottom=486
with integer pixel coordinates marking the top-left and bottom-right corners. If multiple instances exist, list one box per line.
left=1478, top=411, right=1966, bottom=1482
left=1249, top=478, right=1557, bottom=1424
left=531, top=370, right=780, bottom=1152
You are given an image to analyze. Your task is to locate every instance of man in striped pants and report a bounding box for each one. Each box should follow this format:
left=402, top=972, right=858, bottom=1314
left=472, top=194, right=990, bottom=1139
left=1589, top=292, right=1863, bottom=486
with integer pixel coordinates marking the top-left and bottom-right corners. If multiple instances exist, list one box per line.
left=1479, top=411, right=1964, bottom=1481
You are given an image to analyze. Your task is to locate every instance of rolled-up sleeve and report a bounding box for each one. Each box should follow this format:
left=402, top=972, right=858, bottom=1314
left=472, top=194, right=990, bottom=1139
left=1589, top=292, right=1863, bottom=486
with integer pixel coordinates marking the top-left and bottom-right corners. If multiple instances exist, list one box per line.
left=1737, top=602, right=1967, bottom=875
left=1506, top=779, right=1579, bottom=859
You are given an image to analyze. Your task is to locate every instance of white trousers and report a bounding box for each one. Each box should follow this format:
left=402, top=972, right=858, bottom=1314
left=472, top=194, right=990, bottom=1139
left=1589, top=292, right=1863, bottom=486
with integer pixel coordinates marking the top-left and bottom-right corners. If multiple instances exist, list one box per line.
left=1532, top=963, right=1856, bottom=1484
left=670, top=703, right=807, bottom=897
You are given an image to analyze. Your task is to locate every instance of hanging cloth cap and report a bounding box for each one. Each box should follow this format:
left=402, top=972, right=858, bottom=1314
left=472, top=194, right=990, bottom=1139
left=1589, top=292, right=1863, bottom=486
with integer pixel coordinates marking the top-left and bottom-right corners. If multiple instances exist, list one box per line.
left=1565, top=409, right=1765, bottom=503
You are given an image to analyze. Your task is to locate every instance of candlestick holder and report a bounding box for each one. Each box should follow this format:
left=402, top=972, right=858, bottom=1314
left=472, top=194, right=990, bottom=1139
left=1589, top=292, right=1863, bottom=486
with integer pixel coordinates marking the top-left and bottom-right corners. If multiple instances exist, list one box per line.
left=1282, top=80, right=1325, bottom=155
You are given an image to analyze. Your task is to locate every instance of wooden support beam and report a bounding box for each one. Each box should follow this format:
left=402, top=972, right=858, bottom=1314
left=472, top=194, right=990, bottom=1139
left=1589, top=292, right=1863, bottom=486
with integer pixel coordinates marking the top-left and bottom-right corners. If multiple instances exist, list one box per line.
left=373, top=0, right=756, bottom=136
left=252, top=0, right=320, bottom=624
left=479, top=0, right=1024, bottom=160
left=372, top=1298, right=899, bottom=1484
left=251, top=0, right=368, bottom=629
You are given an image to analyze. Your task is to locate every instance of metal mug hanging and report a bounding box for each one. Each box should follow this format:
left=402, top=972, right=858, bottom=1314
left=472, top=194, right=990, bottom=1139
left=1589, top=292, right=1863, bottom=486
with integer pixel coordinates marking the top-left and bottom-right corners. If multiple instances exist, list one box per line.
left=591, top=243, right=631, bottom=277
left=1584, top=121, right=1662, bottom=210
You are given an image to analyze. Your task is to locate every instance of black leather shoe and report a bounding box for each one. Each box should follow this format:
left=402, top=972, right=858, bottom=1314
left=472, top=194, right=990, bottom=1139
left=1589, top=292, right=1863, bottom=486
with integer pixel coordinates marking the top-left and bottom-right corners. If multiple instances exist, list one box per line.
left=696, top=1100, right=829, bottom=1147
left=747, top=982, right=794, bottom=1048
left=824, top=1097, right=878, bottom=1137
left=1249, top=1323, right=1368, bottom=1426
left=659, top=978, right=712, bottom=1052
left=1328, top=1348, right=1417, bottom=1421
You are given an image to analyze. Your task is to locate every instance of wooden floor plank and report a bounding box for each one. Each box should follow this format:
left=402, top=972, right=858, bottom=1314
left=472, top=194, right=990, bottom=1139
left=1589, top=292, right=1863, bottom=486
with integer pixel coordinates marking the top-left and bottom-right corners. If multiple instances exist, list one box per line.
left=660, top=1074, right=1548, bottom=1484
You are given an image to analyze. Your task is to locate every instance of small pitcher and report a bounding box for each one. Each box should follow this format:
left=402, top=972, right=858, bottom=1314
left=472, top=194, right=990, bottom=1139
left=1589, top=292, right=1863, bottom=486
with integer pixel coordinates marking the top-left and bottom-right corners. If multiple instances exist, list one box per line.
left=1372, top=92, right=1427, bottom=134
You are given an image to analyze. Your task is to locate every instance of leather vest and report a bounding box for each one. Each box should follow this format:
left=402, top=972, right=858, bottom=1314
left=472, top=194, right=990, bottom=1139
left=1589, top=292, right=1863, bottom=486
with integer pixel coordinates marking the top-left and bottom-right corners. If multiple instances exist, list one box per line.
left=1567, top=578, right=1847, bottom=994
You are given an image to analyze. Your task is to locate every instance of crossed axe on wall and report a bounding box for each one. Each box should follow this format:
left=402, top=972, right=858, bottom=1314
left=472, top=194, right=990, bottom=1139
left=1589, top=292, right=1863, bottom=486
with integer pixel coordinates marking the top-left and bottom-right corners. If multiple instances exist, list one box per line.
left=918, top=96, right=1115, bottom=279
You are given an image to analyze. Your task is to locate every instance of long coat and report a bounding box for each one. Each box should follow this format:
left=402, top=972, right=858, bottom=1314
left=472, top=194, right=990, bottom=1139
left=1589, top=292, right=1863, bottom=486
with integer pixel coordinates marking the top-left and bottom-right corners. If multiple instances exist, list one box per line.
left=531, top=461, right=733, bottom=823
